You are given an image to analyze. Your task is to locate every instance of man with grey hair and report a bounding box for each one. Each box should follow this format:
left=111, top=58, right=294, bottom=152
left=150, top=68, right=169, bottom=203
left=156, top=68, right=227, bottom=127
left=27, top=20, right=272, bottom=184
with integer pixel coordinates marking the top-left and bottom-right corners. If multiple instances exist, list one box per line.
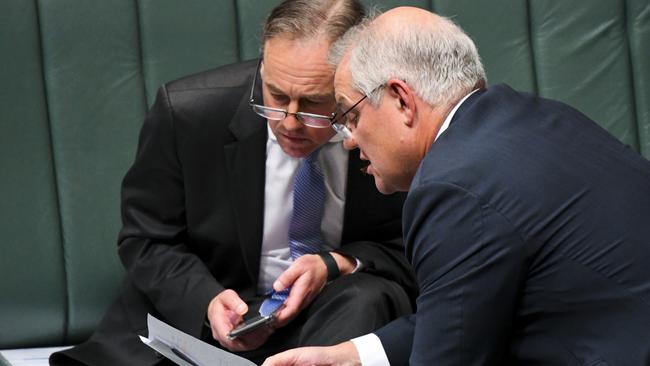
left=50, top=1, right=416, bottom=365
left=264, top=6, right=650, bottom=366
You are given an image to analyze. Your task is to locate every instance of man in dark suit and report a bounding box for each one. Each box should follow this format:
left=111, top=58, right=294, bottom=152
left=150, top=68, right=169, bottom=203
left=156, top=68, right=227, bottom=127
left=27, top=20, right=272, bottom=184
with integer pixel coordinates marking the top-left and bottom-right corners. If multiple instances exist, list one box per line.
left=50, top=1, right=416, bottom=365
left=264, top=6, right=650, bottom=366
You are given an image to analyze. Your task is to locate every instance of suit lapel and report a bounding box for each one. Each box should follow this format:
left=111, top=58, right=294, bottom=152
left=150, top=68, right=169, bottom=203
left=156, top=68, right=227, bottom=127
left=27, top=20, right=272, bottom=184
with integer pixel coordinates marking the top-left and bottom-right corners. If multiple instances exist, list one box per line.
left=224, top=81, right=267, bottom=286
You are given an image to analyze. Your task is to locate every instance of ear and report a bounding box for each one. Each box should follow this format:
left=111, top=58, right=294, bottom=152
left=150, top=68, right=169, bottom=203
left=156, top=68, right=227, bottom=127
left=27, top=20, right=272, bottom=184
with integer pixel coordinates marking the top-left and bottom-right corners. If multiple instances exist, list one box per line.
left=385, top=78, right=416, bottom=127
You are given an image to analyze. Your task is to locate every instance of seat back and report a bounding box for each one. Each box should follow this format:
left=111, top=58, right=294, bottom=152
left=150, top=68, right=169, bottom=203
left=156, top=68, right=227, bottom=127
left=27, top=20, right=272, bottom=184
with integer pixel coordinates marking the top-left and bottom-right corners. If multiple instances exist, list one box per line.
left=1, top=0, right=648, bottom=348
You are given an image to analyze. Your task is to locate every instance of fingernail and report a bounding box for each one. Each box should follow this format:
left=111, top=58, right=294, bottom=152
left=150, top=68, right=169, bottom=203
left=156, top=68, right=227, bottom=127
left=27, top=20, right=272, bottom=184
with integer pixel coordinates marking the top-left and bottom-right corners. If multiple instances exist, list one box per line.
left=236, top=303, right=247, bottom=314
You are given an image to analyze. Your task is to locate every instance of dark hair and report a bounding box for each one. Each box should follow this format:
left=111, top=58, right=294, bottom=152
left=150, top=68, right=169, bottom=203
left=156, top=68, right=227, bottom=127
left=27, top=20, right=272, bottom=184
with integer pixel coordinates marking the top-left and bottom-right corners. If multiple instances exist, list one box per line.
left=261, top=0, right=365, bottom=52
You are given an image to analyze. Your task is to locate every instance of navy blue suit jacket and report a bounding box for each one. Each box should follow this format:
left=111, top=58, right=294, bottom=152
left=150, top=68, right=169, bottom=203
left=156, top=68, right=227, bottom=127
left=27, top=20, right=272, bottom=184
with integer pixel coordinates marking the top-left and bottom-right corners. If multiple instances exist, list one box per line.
left=376, top=85, right=650, bottom=365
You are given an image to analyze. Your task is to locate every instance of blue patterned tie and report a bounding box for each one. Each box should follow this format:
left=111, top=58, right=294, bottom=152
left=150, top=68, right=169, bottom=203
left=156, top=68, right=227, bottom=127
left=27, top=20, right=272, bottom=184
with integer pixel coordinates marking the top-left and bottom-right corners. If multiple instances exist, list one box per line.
left=260, top=150, right=325, bottom=316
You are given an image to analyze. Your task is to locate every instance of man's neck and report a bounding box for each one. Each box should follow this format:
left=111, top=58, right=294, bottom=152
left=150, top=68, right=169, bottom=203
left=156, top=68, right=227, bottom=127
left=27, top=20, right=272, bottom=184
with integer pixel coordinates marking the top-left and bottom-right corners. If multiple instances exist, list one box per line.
left=420, top=103, right=453, bottom=154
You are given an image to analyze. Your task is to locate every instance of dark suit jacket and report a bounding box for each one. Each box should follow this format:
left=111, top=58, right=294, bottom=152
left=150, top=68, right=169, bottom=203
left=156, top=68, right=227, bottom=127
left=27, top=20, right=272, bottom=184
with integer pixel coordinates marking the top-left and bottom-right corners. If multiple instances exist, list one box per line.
left=376, top=85, right=650, bottom=366
left=53, top=60, right=415, bottom=366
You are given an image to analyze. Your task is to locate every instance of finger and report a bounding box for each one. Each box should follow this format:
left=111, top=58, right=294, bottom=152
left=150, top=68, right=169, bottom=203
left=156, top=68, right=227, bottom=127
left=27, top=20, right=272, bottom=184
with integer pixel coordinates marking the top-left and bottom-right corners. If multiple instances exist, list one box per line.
left=273, top=261, right=304, bottom=292
left=262, top=349, right=301, bottom=366
left=213, top=308, right=240, bottom=332
left=212, top=312, right=239, bottom=344
left=222, top=337, right=258, bottom=353
left=213, top=316, right=257, bottom=352
left=265, top=343, right=358, bottom=366
left=222, top=322, right=274, bottom=352
left=274, top=276, right=311, bottom=325
left=285, top=284, right=307, bottom=313
left=237, top=323, right=275, bottom=346
left=219, top=289, right=248, bottom=315
left=209, top=291, right=247, bottom=342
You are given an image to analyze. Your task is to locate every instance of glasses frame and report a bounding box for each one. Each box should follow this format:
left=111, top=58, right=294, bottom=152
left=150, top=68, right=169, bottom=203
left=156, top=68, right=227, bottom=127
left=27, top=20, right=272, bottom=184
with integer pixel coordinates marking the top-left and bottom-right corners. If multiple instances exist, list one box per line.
left=329, top=85, right=383, bottom=139
left=248, top=59, right=334, bottom=129
left=329, top=95, right=368, bottom=139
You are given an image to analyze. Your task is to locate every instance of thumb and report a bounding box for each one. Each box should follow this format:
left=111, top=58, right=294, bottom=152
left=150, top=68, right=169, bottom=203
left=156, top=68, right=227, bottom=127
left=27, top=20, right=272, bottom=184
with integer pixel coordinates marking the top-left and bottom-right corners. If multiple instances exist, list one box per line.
left=219, top=289, right=248, bottom=315
left=262, top=349, right=299, bottom=366
left=273, top=265, right=301, bottom=292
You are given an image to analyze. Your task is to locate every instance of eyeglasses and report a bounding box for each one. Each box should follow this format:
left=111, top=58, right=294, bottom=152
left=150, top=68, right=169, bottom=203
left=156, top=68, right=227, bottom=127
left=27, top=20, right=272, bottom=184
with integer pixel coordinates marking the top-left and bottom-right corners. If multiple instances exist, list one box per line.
left=249, top=60, right=334, bottom=129
left=329, top=95, right=367, bottom=139
left=329, top=85, right=383, bottom=139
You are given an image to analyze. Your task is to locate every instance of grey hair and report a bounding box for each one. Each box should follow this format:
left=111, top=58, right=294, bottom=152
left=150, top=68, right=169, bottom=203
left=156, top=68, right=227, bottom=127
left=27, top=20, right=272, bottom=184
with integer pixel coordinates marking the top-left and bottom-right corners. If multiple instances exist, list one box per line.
left=261, top=0, right=365, bottom=53
left=340, top=14, right=486, bottom=108
left=328, top=8, right=379, bottom=67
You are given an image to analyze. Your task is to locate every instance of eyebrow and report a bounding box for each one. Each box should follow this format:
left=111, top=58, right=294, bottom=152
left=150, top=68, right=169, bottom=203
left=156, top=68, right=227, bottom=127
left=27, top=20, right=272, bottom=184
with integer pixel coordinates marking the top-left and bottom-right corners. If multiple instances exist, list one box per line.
left=335, top=101, right=351, bottom=111
left=265, top=82, right=334, bottom=103
left=335, top=95, right=354, bottom=110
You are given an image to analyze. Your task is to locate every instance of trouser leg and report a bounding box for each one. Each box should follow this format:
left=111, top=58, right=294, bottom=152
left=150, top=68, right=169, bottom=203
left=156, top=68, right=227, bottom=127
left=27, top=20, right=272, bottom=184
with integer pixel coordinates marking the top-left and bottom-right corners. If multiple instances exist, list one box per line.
left=231, top=272, right=413, bottom=364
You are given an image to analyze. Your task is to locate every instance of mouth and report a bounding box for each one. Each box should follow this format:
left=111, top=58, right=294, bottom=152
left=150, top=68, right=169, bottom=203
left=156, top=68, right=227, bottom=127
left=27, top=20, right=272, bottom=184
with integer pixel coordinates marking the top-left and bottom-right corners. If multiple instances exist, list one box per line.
left=359, top=151, right=372, bottom=175
left=280, top=133, right=307, bottom=142
left=360, top=165, right=370, bottom=175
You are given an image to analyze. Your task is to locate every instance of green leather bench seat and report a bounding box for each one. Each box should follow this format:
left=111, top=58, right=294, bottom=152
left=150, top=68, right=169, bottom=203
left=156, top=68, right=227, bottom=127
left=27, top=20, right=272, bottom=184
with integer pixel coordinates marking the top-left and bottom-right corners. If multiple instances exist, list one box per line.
left=1, top=0, right=648, bottom=349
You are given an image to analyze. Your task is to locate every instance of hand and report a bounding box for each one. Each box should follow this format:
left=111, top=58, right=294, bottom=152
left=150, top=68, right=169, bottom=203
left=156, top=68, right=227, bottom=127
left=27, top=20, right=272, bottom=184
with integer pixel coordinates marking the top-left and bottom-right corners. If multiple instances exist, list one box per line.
left=272, top=252, right=356, bottom=327
left=262, top=341, right=361, bottom=366
left=271, top=254, right=328, bottom=327
left=207, top=289, right=274, bottom=352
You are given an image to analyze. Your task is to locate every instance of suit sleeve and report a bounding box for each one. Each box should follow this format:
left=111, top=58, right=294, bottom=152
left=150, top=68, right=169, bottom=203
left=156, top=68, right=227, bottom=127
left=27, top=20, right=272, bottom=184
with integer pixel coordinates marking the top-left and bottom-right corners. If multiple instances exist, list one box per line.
left=386, top=181, right=527, bottom=365
left=374, top=314, right=416, bottom=366
left=335, top=235, right=417, bottom=300
left=117, top=85, right=223, bottom=337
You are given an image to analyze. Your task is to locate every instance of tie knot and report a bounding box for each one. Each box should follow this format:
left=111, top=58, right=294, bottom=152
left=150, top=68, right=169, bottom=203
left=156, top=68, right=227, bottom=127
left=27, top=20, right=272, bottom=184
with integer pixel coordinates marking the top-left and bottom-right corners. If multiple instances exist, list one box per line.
left=304, top=148, right=321, bottom=164
left=299, top=149, right=322, bottom=178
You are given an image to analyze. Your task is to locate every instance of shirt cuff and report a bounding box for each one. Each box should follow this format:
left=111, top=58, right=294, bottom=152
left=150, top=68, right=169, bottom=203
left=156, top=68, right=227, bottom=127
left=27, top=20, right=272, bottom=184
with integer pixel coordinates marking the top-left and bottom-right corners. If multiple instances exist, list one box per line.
left=351, top=333, right=390, bottom=366
left=352, top=257, right=363, bottom=273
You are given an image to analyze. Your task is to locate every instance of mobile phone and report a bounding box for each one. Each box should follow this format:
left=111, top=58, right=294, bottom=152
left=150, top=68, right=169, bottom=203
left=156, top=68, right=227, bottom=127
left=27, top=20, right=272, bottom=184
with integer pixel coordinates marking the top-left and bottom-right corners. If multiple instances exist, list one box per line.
left=227, top=313, right=275, bottom=339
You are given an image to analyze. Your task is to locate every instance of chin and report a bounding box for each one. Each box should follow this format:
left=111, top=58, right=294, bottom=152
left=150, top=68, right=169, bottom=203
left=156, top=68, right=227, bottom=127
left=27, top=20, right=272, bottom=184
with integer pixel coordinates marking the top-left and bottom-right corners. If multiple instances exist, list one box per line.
left=279, top=143, right=314, bottom=158
left=373, top=177, right=397, bottom=195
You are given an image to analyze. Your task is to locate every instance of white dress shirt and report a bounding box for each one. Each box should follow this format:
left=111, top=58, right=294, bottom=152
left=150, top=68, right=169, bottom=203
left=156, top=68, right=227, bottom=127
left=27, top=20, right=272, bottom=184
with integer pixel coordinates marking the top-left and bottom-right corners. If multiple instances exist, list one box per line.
left=352, top=90, right=477, bottom=366
left=257, top=124, right=349, bottom=294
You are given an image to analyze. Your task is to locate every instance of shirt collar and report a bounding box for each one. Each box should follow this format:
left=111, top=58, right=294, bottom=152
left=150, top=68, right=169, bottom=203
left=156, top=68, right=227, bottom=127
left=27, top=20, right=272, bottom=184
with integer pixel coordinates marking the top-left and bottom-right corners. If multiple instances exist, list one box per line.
left=434, top=89, right=478, bottom=142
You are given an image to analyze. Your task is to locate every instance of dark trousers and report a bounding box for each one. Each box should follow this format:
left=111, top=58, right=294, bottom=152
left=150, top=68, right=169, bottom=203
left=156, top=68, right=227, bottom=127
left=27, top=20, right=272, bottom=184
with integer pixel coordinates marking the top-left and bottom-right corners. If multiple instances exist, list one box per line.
left=232, top=272, right=413, bottom=364
left=50, top=272, right=413, bottom=366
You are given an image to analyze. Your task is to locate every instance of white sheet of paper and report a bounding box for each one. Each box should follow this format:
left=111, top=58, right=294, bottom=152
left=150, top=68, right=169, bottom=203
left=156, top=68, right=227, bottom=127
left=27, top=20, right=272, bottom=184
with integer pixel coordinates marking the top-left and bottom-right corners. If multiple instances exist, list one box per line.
left=0, top=346, right=72, bottom=366
left=140, top=313, right=256, bottom=366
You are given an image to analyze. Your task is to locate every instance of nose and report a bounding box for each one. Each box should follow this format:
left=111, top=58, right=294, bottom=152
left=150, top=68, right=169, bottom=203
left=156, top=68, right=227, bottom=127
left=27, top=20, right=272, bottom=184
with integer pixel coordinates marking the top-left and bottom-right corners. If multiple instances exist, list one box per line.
left=343, top=136, right=358, bottom=150
left=281, top=101, right=303, bottom=131
left=281, top=113, right=303, bottom=131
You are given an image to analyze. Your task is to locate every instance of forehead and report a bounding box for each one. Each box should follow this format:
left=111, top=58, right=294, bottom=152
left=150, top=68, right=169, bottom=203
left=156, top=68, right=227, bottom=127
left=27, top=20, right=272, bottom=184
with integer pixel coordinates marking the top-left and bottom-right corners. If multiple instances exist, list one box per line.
left=334, top=56, right=359, bottom=104
left=262, top=36, right=334, bottom=96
